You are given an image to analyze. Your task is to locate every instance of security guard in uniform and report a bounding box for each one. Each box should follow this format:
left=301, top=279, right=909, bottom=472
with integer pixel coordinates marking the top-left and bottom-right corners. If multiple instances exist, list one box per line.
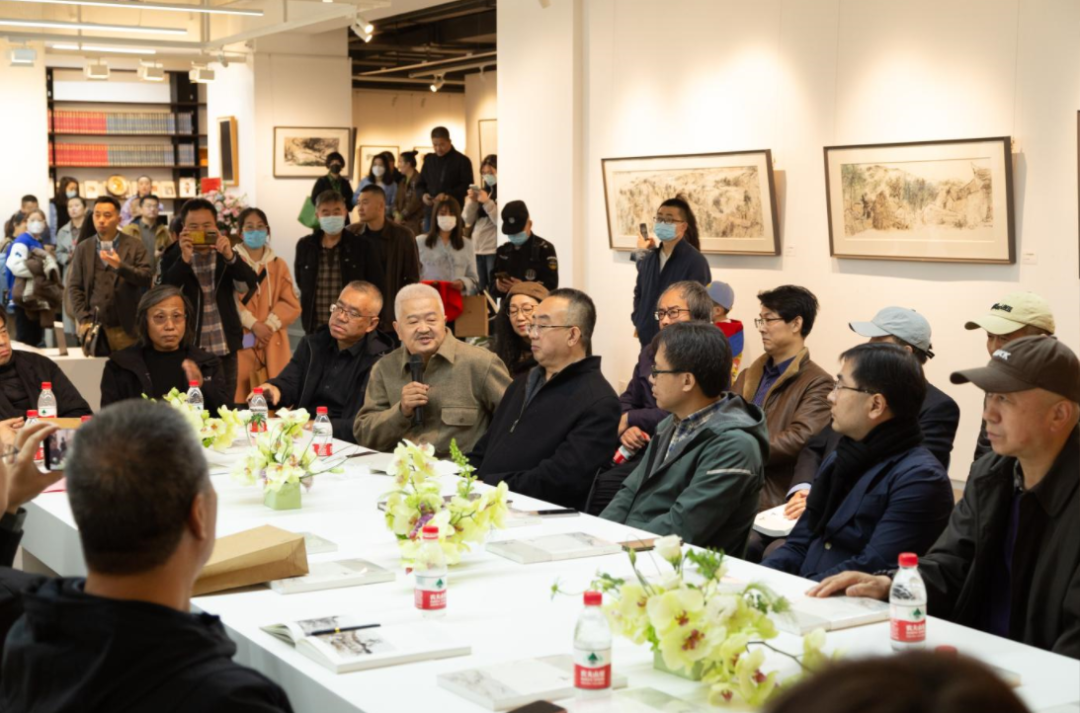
left=490, top=200, right=558, bottom=299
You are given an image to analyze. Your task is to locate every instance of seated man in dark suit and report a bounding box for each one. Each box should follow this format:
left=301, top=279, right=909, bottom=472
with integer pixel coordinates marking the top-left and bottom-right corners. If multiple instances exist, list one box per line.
left=762, top=343, right=954, bottom=581
left=0, top=310, right=91, bottom=419
left=254, top=281, right=391, bottom=443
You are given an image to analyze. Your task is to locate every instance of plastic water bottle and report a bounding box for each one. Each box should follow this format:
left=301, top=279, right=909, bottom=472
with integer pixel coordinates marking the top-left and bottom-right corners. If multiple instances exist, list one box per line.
left=249, top=387, right=268, bottom=433
left=611, top=444, right=637, bottom=466
left=890, top=552, right=927, bottom=651
left=186, top=381, right=204, bottom=412
left=414, top=525, right=447, bottom=618
left=26, top=410, right=44, bottom=464
left=574, top=590, right=612, bottom=696
left=37, top=383, right=57, bottom=419
left=313, top=406, right=333, bottom=457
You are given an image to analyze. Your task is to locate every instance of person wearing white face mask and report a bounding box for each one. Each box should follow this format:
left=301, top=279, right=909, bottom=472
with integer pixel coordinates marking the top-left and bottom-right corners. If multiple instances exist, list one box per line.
left=353, top=153, right=398, bottom=218
left=417, top=197, right=479, bottom=305
left=294, top=190, right=385, bottom=335
left=463, top=154, right=498, bottom=294
left=6, top=210, right=55, bottom=346
left=630, top=197, right=711, bottom=349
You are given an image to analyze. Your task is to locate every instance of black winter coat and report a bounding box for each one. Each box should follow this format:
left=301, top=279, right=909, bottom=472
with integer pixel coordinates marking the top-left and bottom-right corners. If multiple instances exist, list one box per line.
left=0, top=352, right=91, bottom=419
left=293, top=230, right=385, bottom=334
left=470, top=356, right=620, bottom=510
left=631, top=239, right=711, bottom=348
left=100, top=344, right=230, bottom=412
left=417, top=146, right=474, bottom=207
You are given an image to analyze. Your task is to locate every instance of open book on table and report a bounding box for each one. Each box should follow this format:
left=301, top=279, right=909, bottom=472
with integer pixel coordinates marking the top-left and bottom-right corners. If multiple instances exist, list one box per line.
left=486, top=533, right=622, bottom=564
left=776, top=595, right=891, bottom=635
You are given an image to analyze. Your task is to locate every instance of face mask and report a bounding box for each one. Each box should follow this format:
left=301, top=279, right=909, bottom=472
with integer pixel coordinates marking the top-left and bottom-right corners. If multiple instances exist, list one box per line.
left=27, top=220, right=45, bottom=235
left=482, top=174, right=497, bottom=188
left=654, top=222, right=678, bottom=242
left=319, top=216, right=346, bottom=235
left=372, top=165, right=386, bottom=178
left=328, top=163, right=343, bottom=175
left=65, top=189, right=78, bottom=199
left=507, top=231, right=529, bottom=246
left=437, top=215, right=457, bottom=232
left=242, top=230, right=268, bottom=249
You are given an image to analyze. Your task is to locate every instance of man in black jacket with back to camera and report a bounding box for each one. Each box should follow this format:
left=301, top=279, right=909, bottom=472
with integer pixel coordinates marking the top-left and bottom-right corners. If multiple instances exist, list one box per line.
left=470, top=288, right=620, bottom=510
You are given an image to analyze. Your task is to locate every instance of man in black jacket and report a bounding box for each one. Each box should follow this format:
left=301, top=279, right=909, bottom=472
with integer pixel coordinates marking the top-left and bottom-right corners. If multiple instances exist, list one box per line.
left=160, top=198, right=258, bottom=406
left=418, top=126, right=473, bottom=231
left=0, top=310, right=91, bottom=419
left=256, top=282, right=391, bottom=442
left=470, top=288, right=619, bottom=510
left=0, top=401, right=294, bottom=711
left=295, top=190, right=385, bottom=335
left=810, top=336, right=1080, bottom=660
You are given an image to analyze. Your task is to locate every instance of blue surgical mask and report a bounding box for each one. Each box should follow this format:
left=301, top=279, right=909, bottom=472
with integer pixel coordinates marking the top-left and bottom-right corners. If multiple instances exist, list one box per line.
left=65, top=189, right=78, bottom=199
left=319, top=216, right=346, bottom=235
left=507, top=231, right=529, bottom=246
left=482, top=174, right=497, bottom=188
left=242, top=230, right=268, bottom=249
left=653, top=222, right=677, bottom=242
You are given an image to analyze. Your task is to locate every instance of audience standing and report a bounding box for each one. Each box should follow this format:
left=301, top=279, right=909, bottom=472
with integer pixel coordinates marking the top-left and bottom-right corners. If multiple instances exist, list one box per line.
left=490, top=282, right=549, bottom=379
left=121, top=195, right=169, bottom=276
left=417, top=196, right=479, bottom=298
left=630, top=198, right=711, bottom=349
left=463, top=154, right=498, bottom=294
left=310, top=152, right=355, bottom=214
left=6, top=209, right=51, bottom=346
left=418, top=126, right=474, bottom=232
left=490, top=200, right=558, bottom=299
left=393, top=151, right=425, bottom=236
left=471, top=288, right=619, bottom=510
left=49, top=177, right=79, bottom=237
left=356, top=283, right=510, bottom=456
left=0, top=310, right=91, bottom=419
left=119, top=175, right=153, bottom=226
left=353, top=153, right=397, bottom=218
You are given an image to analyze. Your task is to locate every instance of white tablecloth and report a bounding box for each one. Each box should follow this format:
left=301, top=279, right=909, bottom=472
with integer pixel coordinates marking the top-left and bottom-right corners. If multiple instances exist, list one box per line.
left=21, top=439, right=1080, bottom=712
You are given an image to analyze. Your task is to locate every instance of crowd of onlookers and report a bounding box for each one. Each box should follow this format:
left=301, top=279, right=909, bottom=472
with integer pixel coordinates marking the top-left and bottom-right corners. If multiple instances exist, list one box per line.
left=0, top=122, right=1075, bottom=711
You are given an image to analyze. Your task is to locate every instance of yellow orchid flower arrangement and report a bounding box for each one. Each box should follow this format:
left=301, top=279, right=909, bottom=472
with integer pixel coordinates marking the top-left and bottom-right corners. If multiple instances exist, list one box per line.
left=383, top=439, right=509, bottom=567
left=556, top=536, right=831, bottom=707
left=151, top=387, right=241, bottom=452
left=231, top=419, right=344, bottom=494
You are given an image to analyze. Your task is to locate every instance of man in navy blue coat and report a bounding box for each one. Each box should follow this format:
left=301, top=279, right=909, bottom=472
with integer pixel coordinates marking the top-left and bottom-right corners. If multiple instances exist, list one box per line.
left=762, top=343, right=954, bottom=581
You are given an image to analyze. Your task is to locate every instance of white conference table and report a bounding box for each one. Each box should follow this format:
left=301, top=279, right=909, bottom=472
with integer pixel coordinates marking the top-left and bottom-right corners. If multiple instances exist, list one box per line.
left=21, top=437, right=1080, bottom=713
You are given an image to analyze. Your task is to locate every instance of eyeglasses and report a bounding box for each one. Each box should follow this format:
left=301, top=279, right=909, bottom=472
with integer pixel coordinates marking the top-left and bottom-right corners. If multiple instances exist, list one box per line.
left=832, top=382, right=876, bottom=396
left=655, top=307, right=690, bottom=321
left=150, top=312, right=185, bottom=326
left=754, top=316, right=786, bottom=329
left=508, top=304, right=536, bottom=318
left=653, top=215, right=687, bottom=225
left=527, top=323, right=573, bottom=337
left=330, top=303, right=375, bottom=321
left=649, top=366, right=684, bottom=378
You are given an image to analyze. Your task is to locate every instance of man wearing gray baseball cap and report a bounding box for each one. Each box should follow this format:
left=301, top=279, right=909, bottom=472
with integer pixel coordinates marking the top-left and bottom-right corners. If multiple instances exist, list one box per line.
left=808, top=336, right=1080, bottom=659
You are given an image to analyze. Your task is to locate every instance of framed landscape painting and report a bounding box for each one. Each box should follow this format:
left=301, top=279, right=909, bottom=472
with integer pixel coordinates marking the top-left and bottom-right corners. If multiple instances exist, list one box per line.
left=601, top=150, right=780, bottom=255
left=824, top=136, right=1014, bottom=264
left=353, top=144, right=399, bottom=183
left=273, top=127, right=352, bottom=178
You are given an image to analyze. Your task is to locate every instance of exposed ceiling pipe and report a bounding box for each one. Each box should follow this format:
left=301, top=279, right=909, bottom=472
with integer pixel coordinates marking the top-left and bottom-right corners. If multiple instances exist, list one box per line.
left=358, top=49, right=494, bottom=76
left=352, top=75, right=464, bottom=86
left=408, top=59, right=494, bottom=78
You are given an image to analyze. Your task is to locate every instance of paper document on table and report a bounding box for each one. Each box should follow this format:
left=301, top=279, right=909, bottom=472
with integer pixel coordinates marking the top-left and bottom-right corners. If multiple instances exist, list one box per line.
left=437, top=654, right=629, bottom=711
left=614, top=688, right=706, bottom=712
left=299, top=532, right=338, bottom=554
left=268, top=558, right=394, bottom=594
left=262, top=616, right=470, bottom=674
left=753, top=503, right=797, bottom=538
left=486, top=532, right=622, bottom=564
left=776, top=595, right=890, bottom=635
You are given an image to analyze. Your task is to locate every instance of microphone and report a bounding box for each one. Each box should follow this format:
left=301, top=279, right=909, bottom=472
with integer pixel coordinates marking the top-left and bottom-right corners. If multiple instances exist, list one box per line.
left=408, top=353, right=425, bottom=427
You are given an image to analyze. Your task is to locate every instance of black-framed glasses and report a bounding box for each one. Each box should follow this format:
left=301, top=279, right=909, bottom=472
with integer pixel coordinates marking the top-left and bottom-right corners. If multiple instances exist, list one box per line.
left=654, top=307, right=690, bottom=321
left=649, top=366, right=684, bottom=378
left=653, top=215, right=687, bottom=225
left=330, top=302, right=375, bottom=321
left=527, top=323, right=573, bottom=337
left=754, top=316, right=786, bottom=329
left=833, top=382, right=876, bottom=396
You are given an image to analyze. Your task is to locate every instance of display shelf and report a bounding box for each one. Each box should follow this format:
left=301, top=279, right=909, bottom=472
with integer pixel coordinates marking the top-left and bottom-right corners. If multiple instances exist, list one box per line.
left=49, top=133, right=207, bottom=138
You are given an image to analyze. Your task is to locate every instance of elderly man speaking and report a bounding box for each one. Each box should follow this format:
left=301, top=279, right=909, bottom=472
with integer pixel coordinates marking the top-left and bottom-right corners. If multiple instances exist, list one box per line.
left=355, top=283, right=511, bottom=456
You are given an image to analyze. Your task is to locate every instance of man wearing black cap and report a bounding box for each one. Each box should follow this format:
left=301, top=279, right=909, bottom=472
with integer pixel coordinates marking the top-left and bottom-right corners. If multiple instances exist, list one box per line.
left=490, top=200, right=558, bottom=300
left=808, top=336, right=1080, bottom=659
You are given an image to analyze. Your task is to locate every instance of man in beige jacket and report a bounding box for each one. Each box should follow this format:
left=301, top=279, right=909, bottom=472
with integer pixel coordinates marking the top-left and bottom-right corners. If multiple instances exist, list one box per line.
left=355, top=283, right=511, bottom=456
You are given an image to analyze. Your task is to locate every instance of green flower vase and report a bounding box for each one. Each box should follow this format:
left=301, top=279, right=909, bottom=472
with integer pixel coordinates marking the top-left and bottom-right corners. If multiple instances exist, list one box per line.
left=263, top=482, right=302, bottom=511
left=653, top=650, right=705, bottom=681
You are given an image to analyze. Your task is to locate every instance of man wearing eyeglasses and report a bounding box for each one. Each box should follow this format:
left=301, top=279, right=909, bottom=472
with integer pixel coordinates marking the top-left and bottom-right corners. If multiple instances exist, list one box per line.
left=470, top=288, right=619, bottom=510
left=254, top=282, right=391, bottom=442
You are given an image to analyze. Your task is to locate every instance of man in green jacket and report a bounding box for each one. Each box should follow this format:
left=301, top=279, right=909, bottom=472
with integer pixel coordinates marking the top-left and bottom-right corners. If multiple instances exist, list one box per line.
left=600, top=321, right=768, bottom=556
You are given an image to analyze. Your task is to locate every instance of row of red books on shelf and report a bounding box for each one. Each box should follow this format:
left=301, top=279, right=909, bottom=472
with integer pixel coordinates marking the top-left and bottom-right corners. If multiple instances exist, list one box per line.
left=48, top=143, right=195, bottom=167
left=48, top=110, right=196, bottom=135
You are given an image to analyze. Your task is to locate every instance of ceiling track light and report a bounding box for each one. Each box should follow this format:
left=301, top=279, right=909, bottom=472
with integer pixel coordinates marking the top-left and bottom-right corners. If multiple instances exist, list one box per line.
left=351, top=15, right=374, bottom=42
left=84, top=58, right=110, bottom=80
left=4, top=0, right=262, bottom=17
left=429, top=74, right=445, bottom=92
left=138, top=61, right=165, bottom=81
left=189, top=62, right=215, bottom=83
left=0, top=17, right=187, bottom=35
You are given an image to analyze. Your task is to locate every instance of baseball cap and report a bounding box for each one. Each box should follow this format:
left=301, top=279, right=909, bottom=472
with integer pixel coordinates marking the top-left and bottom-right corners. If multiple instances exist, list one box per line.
left=850, top=307, right=934, bottom=356
left=964, top=291, right=1055, bottom=336
left=501, top=200, right=529, bottom=235
left=950, top=336, right=1080, bottom=403
left=706, top=281, right=735, bottom=311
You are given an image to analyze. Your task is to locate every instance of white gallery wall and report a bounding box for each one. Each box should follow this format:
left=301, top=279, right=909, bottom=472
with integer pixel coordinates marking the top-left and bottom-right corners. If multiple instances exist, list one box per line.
left=351, top=88, right=467, bottom=174
left=499, top=0, right=1080, bottom=483
left=0, top=39, right=49, bottom=218
left=464, top=71, right=498, bottom=176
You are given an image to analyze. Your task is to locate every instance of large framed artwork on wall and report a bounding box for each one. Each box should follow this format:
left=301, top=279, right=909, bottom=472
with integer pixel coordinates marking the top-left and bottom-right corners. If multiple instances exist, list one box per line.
left=601, top=150, right=780, bottom=255
left=273, top=127, right=353, bottom=178
left=353, top=145, right=399, bottom=182
left=824, top=136, right=1015, bottom=264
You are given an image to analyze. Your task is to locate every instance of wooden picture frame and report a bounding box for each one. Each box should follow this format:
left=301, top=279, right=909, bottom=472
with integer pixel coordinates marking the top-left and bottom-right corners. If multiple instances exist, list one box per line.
left=478, top=119, right=497, bottom=160
left=601, top=150, right=780, bottom=255
left=824, top=136, right=1015, bottom=264
left=273, top=126, right=353, bottom=178
left=353, top=145, right=399, bottom=183
left=218, top=116, right=239, bottom=187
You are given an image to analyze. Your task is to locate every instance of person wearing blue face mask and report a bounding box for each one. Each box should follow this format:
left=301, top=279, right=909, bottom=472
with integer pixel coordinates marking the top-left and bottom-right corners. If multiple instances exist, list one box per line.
left=232, top=207, right=301, bottom=403
left=294, top=190, right=385, bottom=335
left=463, top=154, right=499, bottom=294
left=630, top=197, right=712, bottom=349
left=490, top=200, right=558, bottom=300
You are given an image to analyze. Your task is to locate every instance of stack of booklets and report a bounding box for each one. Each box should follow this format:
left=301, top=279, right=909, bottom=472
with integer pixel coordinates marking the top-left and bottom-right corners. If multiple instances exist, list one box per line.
left=267, top=558, right=394, bottom=595
left=261, top=617, right=470, bottom=674
left=437, top=654, right=629, bottom=710
left=486, top=533, right=621, bottom=564
left=775, top=595, right=891, bottom=635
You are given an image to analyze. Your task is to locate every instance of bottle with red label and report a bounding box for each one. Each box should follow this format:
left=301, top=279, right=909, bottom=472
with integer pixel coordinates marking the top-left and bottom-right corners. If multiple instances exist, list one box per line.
left=890, top=552, right=927, bottom=651
left=26, top=410, right=44, bottom=464
left=574, top=590, right=612, bottom=696
left=248, top=388, right=268, bottom=433
left=313, top=407, right=333, bottom=457
left=37, top=382, right=57, bottom=419
left=414, top=525, right=447, bottom=617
